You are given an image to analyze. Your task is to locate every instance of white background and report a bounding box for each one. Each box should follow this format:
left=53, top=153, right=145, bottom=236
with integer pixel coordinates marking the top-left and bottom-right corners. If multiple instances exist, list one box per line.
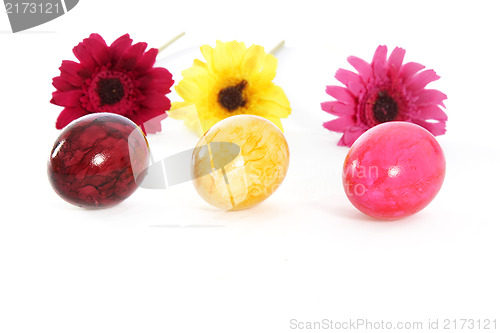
left=1, top=1, right=499, bottom=332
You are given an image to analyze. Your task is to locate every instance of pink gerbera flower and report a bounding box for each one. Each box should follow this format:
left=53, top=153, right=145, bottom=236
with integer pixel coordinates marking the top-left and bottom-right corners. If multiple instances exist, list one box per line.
left=321, top=45, right=448, bottom=146
left=51, top=33, right=174, bottom=134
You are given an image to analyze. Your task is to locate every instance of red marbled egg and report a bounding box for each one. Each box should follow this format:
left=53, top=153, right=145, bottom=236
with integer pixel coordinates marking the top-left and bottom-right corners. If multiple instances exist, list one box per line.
left=48, top=113, right=150, bottom=208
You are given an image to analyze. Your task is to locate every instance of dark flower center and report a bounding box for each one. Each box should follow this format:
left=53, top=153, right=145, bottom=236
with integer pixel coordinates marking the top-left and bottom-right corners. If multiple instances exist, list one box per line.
left=218, top=80, right=247, bottom=111
left=97, top=78, right=125, bottom=106
left=373, top=92, right=398, bottom=123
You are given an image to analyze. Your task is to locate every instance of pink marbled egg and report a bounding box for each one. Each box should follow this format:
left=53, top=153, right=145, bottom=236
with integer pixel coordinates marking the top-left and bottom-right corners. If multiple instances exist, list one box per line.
left=342, top=122, right=446, bottom=220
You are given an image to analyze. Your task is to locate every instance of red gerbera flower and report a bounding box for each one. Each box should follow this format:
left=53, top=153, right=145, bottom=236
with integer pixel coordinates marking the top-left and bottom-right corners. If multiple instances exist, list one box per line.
left=51, top=33, right=174, bottom=134
left=321, top=45, right=448, bottom=146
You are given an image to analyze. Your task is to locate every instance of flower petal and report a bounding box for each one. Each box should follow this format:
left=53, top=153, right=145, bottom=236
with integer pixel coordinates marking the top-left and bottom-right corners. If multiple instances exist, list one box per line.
left=372, top=45, right=388, bottom=64
left=325, top=86, right=356, bottom=104
left=110, top=34, right=133, bottom=64
left=347, top=80, right=365, bottom=96
left=227, top=41, right=247, bottom=67
left=401, top=62, right=425, bottom=82
left=347, top=56, right=373, bottom=81
left=169, top=101, right=192, bottom=113
left=135, top=48, right=158, bottom=72
left=175, top=77, right=205, bottom=102
left=177, top=62, right=210, bottom=90
left=52, top=76, right=75, bottom=92
left=181, top=59, right=209, bottom=79
left=84, top=33, right=110, bottom=66
left=257, top=84, right=290, bottom=110
left=321, top=101, right=334, bottom=114
left=260, top=115, right=283, bottom=132
left=139, top=67, right=174, bottom=94
left=255, top=53, right=278, bottom=84
left=335, top=68, right=365, bottom=95
left=415, top=89, right=447, bottom=107
left=418, top=105, right=448, bottom=121
left=72, top=39, right=96, bottom=70
left=51, top=90, right=83, bottom=107
left=407, top=69, right=440, bottom=91
left=115, top=42, right=147, bottom=71
left=213, top=40, right=233, bottom=73
left=169, top=103, right=204, bottom=134
left=323, top=116, right=355, bottom=132
left=335, top=68, right=359, bottom=86
left=200, top=44, right=215, bottom=71
left=321, top=101, right=355, bottom=116
left=340, top=127, right=365, bottom=147
left=55, top=107, right=88, bottom=129
left=133, top=109, right=168, bottom=134
left=59, top=60, right=89, bottom=86
left=387, top=47, right=406, bottom=80
left=413, top=119, right=446, bottom=136
left=141, top=90, right=171, bottom=110
left=372, top=45, right=388, bottom=80
left=216, top=40, right=247, bottom=70
left=387, top=47, right=406, bottom=71
left=252, top=99, right=291, bottom=119
left=241, top=44, right=266, bottom=78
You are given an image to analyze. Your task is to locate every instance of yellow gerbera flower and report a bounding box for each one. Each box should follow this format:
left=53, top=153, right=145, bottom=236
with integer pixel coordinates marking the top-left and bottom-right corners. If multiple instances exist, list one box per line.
left=169, top=40, right=291, bottom=135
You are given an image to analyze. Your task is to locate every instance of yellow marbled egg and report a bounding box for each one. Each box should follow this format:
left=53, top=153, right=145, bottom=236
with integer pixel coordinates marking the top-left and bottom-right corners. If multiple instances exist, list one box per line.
left=192, top=115, right=290, bottom=210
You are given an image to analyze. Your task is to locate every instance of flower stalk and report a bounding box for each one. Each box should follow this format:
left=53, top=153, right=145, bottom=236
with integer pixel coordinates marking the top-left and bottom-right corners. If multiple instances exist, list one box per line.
left=269, top=40, right=285, bottom=55
left=158, top=32, right=186, bottom=53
